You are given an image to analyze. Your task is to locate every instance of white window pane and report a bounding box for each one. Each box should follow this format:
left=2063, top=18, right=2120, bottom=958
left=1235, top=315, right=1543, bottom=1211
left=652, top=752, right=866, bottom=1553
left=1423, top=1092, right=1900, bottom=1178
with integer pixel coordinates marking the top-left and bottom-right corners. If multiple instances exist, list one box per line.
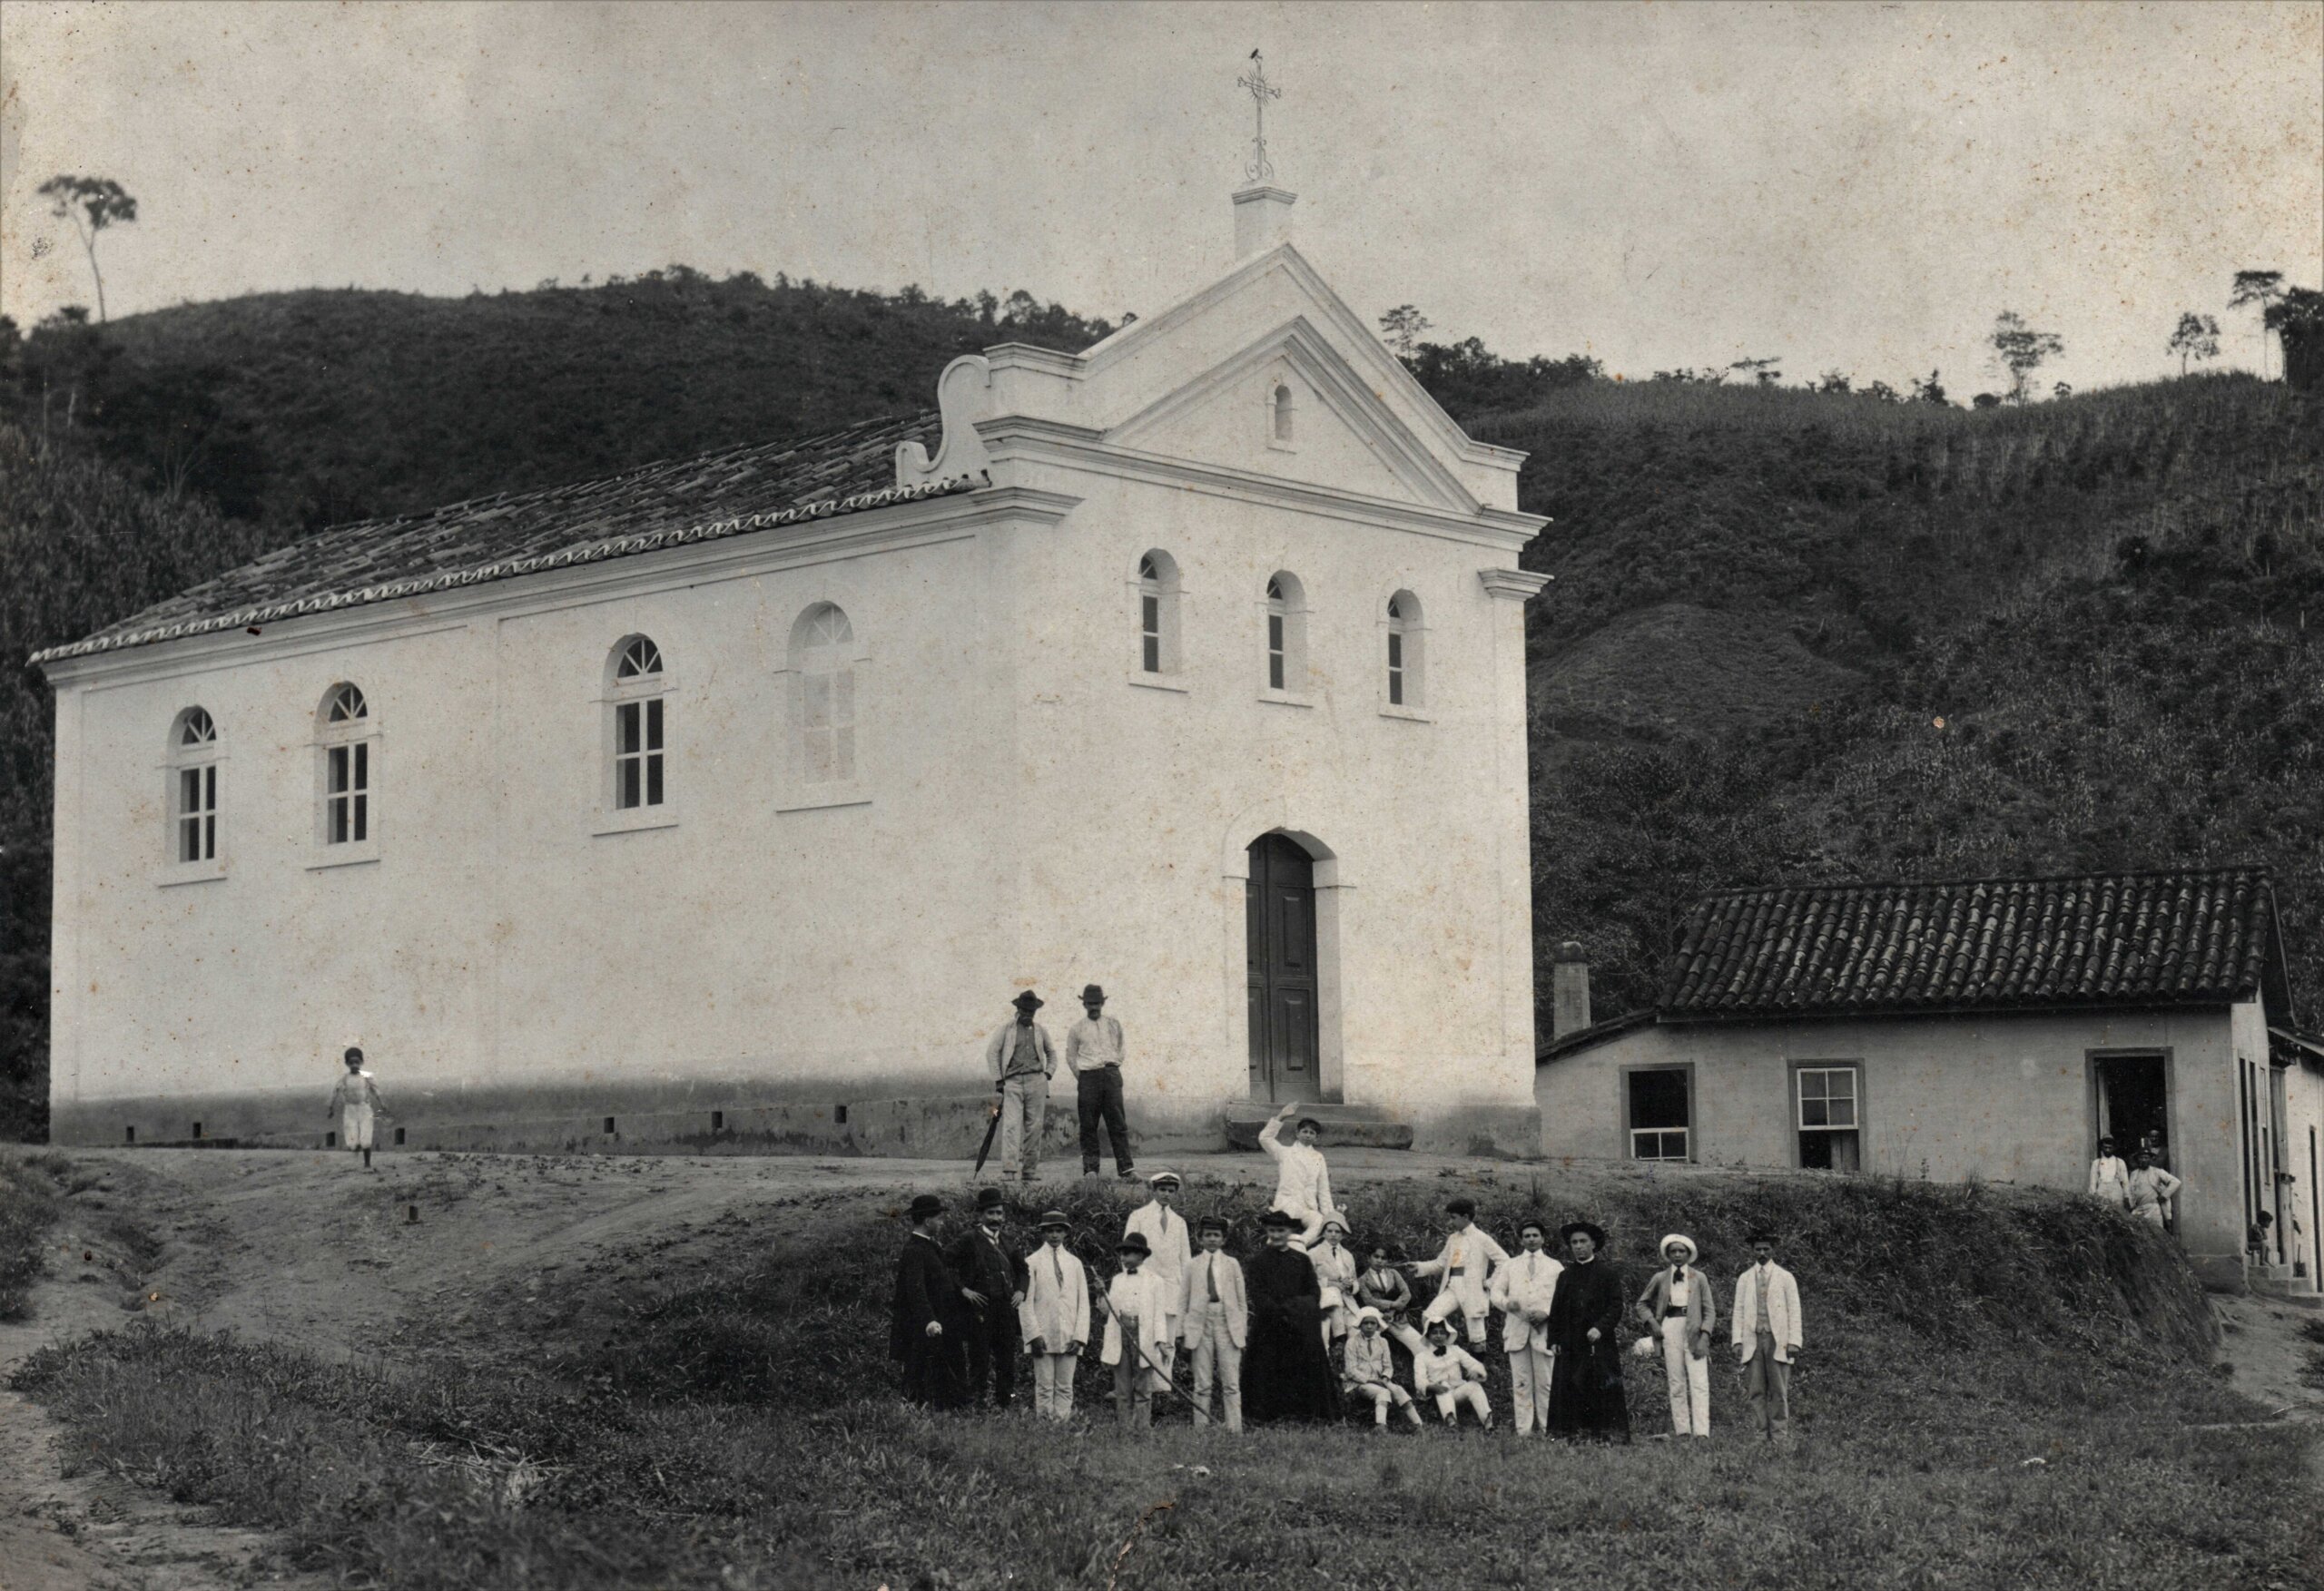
left=831, top=669, right=854, bottom=726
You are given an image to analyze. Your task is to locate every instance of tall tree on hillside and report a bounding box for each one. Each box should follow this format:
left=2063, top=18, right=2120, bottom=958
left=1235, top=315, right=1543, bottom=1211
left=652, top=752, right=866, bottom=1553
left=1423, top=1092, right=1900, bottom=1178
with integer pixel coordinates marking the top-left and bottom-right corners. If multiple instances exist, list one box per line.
left=2167, top=311, right=2221, bottom=377
left=1989, top=311, right=2063, bottom=402
left=1378, top=304, right=1432, bottom=358
left=2229, top=269, right=2284, bottom=377
left=2266, top=286, right=2324, bottom=392
left=35, top=176, right=138, bottom=323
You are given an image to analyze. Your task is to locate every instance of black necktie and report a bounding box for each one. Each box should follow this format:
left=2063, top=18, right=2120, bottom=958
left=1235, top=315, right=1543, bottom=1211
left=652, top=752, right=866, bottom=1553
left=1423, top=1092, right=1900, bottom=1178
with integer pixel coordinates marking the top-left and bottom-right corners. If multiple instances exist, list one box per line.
left=1207, top=1257, right=1219, bottom=1301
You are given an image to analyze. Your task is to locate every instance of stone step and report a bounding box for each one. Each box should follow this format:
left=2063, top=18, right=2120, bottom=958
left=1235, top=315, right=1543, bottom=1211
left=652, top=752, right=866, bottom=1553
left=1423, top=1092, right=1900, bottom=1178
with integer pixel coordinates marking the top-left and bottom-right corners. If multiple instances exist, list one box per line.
left=2250, top=1273, right=2323, bottom=1310
left=1221, top=1102, right=1414, bottom=1152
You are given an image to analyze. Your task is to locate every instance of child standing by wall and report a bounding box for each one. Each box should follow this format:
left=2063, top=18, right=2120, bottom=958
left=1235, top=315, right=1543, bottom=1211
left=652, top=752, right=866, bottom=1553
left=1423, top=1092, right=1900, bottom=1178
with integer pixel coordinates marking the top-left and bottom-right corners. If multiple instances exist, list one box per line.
left=327, top=1048, right=386, bottom=1170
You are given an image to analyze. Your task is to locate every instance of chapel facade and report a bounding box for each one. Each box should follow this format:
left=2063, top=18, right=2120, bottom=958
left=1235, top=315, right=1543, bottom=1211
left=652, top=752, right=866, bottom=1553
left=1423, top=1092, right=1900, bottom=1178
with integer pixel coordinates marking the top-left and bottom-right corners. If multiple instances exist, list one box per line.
left=38, top=184, right=1552, bottom=1157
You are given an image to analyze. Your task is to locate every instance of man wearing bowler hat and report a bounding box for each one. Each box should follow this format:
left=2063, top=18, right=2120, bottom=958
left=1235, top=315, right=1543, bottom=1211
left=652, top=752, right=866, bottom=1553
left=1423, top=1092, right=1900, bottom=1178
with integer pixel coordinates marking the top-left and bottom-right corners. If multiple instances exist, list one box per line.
left=1064, top=983, right=1135, bottom=1182
left=947, top=1186, right=1029, bottom=1409
left=891, top=1193, right=971, bottom=1409
left=983, top=990, right=1058, bottom=1183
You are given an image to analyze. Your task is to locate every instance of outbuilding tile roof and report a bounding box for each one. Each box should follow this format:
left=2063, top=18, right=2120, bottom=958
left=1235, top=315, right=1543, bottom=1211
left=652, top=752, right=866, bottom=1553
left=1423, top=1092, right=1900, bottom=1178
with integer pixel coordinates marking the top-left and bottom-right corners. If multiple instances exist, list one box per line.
left=1660, top=866, right=2289, bottom=1020
left=34, top=410, right=953, bottom=665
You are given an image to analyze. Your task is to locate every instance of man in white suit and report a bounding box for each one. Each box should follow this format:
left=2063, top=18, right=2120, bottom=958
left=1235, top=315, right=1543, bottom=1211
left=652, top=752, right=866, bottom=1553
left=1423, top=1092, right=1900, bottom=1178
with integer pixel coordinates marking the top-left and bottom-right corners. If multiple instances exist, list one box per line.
left=1410, top=1196, right=1509, bottom=1345
left=1180, top=1214, right=1248, bottom=1431
left=1488, top=1217, right=1561, bottom=1436
left=1018, top=1211, right=1090, bottom=1421
left=1123, top=1169, right=1193, bottom=1381
left=1731, top=1231, right=1803, bottom=1441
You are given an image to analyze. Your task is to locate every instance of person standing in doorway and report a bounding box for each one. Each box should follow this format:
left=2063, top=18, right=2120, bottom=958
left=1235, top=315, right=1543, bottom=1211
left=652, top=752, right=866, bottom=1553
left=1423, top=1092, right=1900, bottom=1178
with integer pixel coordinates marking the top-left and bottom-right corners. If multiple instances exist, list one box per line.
left=891, top=1193, right=971, bottom=1409
left=1731, top=1231, right=1803, bottom=1443
left=1180, top=1214, right=1248, bottom=1432
left=1634, top=1233, right=1716, bottom=1439
left=1065, top=985, right=1135, bottom=1183
left=983, top=991, right=1057, bottom=1183
left=1491, top=1217, right=1562, bottom=1438
left=2088, top=1136, right=2132, bottom=1211
left=2127, top=1150, right=2184, bottom=1233
left=328, top=1048, right=387, bottom=1171
left=1124, top=1170, right=1192, bottom=1383
left=946, top=1187, right=1029, bottom=1409
left=1019, top=1212, right=1090, bottom=1423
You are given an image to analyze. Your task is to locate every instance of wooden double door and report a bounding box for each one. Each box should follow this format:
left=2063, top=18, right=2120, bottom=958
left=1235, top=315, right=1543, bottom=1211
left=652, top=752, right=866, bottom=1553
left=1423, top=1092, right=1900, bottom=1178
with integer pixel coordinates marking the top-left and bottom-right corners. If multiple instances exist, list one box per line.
left=1246, top=833, right=1320, bottom=1104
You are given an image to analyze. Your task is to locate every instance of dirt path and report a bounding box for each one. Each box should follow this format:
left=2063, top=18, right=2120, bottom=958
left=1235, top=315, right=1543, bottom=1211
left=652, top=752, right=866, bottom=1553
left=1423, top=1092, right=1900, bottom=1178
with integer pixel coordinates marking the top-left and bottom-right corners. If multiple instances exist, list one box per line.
left=5, top=1145, right=2320, bottom=1587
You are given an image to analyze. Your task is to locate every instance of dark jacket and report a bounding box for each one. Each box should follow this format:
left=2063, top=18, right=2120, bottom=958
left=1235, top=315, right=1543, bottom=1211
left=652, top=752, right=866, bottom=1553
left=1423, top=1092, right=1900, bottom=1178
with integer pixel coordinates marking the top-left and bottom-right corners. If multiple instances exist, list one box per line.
left=945, top=1226, right=1030, bottom=1315
left=891, top=1231, right=970, bottom=1361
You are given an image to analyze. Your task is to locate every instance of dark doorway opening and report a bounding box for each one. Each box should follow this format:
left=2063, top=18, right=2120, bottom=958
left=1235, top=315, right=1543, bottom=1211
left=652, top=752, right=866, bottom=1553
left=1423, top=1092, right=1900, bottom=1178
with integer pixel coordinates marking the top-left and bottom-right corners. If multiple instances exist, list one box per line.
left=1246, top=833, right=1320, bottom=1104
left=2095, top=1053, right=2169, bottom=1164
left=1626, top=1068, right=1691, bottom=1162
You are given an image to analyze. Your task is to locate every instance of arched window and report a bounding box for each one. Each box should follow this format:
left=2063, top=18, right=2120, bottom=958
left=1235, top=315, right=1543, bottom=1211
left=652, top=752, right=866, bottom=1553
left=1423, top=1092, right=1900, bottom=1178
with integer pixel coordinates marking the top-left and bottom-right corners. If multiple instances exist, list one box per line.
left=1263, top=571, right=1308, bottom=695
left=1385, top=592, right=1424, bottom=709
left=316, top=683, right=373, bottom=846
left=170, top=708, right=220, bottom=864
left=607, top=635, right=668, bottom=810
left=1271, top=382, right=1295, bottom=446
left=791, top=604, right=857, bottom=784
left=1135, top=550, right=1182, bottom=676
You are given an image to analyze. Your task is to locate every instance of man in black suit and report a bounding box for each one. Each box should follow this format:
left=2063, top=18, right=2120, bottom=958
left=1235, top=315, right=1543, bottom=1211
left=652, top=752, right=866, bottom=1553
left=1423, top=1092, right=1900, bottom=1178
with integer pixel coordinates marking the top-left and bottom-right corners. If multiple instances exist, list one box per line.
left=891, top=1193, right=971, bottom=1409
left=948, top=1186, right=1031, bottom=1408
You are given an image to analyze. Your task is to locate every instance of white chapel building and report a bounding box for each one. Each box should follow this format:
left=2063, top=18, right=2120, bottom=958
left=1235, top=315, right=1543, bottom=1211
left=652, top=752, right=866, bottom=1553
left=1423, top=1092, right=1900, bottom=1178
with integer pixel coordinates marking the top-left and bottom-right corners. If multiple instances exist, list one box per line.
left=37, top=182, right=1553, bottom=1157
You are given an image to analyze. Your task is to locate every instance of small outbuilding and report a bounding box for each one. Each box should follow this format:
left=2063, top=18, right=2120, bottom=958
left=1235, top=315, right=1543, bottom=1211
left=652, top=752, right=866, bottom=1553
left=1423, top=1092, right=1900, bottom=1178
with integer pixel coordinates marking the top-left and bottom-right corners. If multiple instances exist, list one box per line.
left=1536, top=867, right=2322, bottom=1293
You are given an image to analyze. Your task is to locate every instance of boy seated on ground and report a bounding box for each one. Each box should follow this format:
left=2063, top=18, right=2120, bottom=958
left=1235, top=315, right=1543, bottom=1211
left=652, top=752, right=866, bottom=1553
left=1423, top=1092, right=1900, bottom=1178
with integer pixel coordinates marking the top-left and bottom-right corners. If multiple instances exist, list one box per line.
left=1413, top=1319, right=1492, bottom=1430
left=1342, top=1308, right=1424, bottom=1429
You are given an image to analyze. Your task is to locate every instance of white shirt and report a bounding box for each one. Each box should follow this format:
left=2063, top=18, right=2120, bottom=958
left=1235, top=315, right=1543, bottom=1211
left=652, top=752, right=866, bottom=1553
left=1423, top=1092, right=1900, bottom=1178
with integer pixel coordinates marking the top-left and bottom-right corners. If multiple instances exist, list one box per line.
left=1258, top=1116, right=1334, bottom=1213
left=1123, top=1202, right=1191, bottom=1303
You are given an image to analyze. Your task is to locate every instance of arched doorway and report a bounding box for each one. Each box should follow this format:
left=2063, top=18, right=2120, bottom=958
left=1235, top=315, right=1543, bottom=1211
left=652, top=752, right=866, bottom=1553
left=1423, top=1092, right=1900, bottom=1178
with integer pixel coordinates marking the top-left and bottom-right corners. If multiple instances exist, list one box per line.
left=1246, top=833, right=1321, bottom=1103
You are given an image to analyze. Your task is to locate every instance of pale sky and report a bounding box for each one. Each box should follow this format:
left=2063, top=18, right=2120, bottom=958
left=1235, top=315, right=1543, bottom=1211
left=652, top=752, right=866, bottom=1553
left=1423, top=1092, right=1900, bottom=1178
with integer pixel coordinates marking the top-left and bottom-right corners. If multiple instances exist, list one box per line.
left=3, top=1, right=2319, bottom=395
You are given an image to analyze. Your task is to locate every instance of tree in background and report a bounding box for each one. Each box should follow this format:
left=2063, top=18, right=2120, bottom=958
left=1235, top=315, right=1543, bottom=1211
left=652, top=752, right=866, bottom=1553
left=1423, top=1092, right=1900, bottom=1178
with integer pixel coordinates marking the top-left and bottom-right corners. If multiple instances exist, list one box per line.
left=2229, top=269, right=2284, bottom=377
left=34, top=176, right=138, bottom=324
left=2166, top=311, right=2221, bottom=377
left=1377, top=304, right=1432, bottom=358
left=2266, top=286, right=2324, bottom=393
left=1989, top=311, right=2063, bottom=403
left=1910, top=370, right=1948, bottom=406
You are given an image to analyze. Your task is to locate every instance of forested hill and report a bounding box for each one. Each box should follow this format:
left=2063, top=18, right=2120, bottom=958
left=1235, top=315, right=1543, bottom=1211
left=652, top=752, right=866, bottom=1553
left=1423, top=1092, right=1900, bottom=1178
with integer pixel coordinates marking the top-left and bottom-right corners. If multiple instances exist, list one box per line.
left=2, top=276, right=2319, bottom=1138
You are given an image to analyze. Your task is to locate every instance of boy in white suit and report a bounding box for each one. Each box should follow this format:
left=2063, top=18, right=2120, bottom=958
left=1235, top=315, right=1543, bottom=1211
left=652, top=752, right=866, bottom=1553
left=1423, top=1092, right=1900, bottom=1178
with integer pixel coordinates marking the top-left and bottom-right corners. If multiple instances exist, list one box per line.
left=1256, top=1103, right=1335, bottom=1246
left=1731, top=1231, right=1803, bottom=1441
left=1180, top=1214, right=1247, bottom=1432
left=1123, top=1169, right=1193, bottom=1381
left=1341, top=1308, right=1423, bottom=1429
left=1019, top=1211, right=1090, bottom=1422
left=327, top=1049, right=387, bottom=1170
left=1101, top=1232, right=1172, bottom=1431
left=1413, top=1319, right=1492, bottom=1429
left=1489, top=1217, right=1561, bottom=1436
left=1410, top=1196, right=1508, bottom=1345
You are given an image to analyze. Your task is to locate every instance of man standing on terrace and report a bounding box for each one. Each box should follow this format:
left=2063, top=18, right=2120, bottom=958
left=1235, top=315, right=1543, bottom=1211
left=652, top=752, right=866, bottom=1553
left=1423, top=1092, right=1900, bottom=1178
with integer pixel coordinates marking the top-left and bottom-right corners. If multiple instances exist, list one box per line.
left=1066, top=984, right=1135, bottom=1183
left=983, top=990, right=1057, bottom=1183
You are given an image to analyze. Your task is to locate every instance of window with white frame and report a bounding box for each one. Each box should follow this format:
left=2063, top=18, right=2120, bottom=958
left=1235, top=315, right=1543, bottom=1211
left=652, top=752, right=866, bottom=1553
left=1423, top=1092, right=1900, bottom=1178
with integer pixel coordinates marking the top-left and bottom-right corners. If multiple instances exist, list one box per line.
left=1796, top=1065, right=1862, bottom=1171
left=170, top=708, right=220, bottom=864
left=1135, top=550, right=1182, bottom=676
left=607, top=635, right=668, bottom=810
left=317, top=683, right=372, bottom=846
left=1626, top=1067, right=1692, bottom=1162
left=791, top=604, right=857, bottom=784
left=1263, top=571, right=1307, bottom=694
left=1385, top=590, right=1425, bottom=709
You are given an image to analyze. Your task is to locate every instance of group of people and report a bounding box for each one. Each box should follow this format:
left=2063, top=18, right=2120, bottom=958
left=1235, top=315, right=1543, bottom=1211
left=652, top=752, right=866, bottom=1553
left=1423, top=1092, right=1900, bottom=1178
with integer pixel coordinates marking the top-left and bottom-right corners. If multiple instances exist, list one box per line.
left=2086, top=1135, right=2183, bottom=1229
left=891, top=1159, right=1810, bottom=1443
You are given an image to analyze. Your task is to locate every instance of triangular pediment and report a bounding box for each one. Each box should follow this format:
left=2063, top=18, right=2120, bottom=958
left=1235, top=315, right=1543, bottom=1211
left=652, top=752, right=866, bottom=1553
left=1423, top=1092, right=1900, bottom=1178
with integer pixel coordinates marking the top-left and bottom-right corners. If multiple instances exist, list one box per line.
left=1105, top=319, right=1475, bottom=510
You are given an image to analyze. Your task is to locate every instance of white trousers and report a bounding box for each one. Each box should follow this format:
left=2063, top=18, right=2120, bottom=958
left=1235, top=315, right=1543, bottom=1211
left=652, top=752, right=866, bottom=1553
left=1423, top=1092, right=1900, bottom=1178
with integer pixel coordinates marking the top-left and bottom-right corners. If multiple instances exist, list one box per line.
left=1185, top=1303, right=1242, bottom=1432
left=342, top=1103, right=375, bottom=1150
left=1660, top=1316, right=1710, bottom=1437
left=1031, top=1351, right=1078, bottom=1420
left=1506, top=1342, right=1553, bottom=1434
left=1348, top=1381, right=1414, bottom=1423
left=1433, top=1382, right=1491, bottom=1425
left=1422, top=1281, right=1490, bottom=1344
left=1270, top=1202, right=1325, bottom=1247
left=998, top=1074, right=1049, bottom=1177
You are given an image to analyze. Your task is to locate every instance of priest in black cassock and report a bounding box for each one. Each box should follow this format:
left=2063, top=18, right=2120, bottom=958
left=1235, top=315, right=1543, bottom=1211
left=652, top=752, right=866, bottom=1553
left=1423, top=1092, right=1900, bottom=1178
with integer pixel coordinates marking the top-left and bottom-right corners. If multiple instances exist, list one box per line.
left=1544, top=1220, right=1630, bottom=1441
left=1241, top=1208, right=1342, bottom=1423
left=891, top=1193, right=972, bottom=1409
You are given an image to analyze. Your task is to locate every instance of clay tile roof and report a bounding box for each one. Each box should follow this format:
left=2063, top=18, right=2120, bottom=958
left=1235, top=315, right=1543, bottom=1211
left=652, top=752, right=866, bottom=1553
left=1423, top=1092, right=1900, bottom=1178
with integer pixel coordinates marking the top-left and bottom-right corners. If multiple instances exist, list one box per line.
left=34, top=410, right=952, bottom=665
left=1660, top=866, right=2291, bottom=1022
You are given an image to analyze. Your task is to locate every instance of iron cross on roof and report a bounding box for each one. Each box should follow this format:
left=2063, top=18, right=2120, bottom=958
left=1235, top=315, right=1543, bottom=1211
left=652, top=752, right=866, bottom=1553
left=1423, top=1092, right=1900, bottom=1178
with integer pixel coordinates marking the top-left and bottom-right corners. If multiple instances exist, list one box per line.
left=1237, top=49, right=1282, bottom=183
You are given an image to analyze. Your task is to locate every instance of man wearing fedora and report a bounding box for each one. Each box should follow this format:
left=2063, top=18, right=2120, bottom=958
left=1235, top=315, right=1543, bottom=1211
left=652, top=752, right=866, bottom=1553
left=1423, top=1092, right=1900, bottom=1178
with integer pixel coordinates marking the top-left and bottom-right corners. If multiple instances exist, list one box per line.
left=948, top=1187, right=1029, bottom=1409
left=891, top=1193, right=971, bottom=1409
left=1064, top=984, right=1135, bottom=1183
left=983, top=990, right=1059, bottom=1183
left=1634, top=1233, right=1717, bottom=1439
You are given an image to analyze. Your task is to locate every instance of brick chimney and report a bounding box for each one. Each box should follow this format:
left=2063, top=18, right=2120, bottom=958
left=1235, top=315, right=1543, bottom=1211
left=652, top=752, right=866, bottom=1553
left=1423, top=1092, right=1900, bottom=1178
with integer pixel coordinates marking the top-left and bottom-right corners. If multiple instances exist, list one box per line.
left=1551, top=940, right=1591, bottom=1039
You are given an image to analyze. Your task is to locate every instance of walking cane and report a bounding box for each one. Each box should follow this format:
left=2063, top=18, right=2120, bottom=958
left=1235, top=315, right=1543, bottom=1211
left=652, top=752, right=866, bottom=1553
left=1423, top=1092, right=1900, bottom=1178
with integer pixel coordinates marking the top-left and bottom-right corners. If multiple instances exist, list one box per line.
left=1094, top=1287, right=1188, bottom=1406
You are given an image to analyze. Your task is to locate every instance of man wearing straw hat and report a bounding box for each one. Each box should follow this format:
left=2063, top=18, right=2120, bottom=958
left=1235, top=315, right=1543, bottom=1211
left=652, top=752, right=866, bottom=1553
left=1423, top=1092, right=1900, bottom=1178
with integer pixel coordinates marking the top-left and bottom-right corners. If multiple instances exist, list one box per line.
left=1019, top=1210, right=1090, bottom=1422
left=983, top=990, right=1058, bottom=1183
left=1065, top=984, right=1136, bottom=1183
left=1634, top=1233, right=1718, bottom=1439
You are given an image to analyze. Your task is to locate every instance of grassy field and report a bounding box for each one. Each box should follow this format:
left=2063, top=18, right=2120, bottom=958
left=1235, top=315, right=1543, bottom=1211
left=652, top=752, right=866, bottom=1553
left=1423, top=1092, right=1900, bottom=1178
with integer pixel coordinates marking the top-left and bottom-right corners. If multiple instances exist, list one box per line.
left=7, top=1162, right=2319, bottom=1591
